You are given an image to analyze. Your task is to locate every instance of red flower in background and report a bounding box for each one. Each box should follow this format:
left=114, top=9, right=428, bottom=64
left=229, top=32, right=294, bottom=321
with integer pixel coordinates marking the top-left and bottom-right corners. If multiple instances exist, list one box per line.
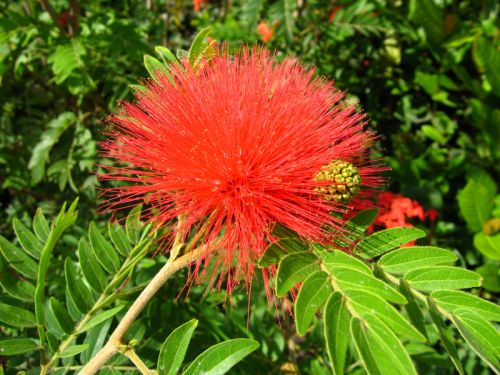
left=100, top=47, right=383, bottom=289
left=329, top=6, right=343, bottom=22
left=193, top=0, right=208, bottom=12
left=357, top=192, right=438, bottom=246
left=257, top=21, right=274, bottom=42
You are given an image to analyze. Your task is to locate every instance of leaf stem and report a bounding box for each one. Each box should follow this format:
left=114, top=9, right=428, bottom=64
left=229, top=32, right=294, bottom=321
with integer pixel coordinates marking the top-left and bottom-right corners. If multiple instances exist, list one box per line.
left=41, top=235, right=153, bottom=374
left=121, top=347, right=157, bottom=375
left=80, top=243, right=210, bottom=374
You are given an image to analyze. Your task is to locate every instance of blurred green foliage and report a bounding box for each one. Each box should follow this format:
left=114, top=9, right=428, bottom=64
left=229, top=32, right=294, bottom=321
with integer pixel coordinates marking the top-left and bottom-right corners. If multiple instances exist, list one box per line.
left=0, top=0, right=499, bottom=373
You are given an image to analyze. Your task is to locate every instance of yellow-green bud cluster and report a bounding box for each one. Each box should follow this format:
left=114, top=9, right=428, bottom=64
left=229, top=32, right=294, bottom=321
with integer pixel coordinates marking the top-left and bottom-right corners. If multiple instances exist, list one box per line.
left=314, top=160, right=361, bottom=203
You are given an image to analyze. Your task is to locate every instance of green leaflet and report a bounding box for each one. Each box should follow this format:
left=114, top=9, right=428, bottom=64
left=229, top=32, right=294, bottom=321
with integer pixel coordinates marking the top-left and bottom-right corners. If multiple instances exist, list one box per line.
left=158, top=319, right=198, bottom=375
left=276, top=251, right=320, bottom=297
left=405, top=266, right=482, bottom=291
left=324, top=292, right=350, bottom=375
left=0, top=302, right=36, bottom=328
left=346, top=289, right=425, bottom=342
left=431, top=290, right=500, bottom=321
left=355, top=227, right=426, bottom=259
left=452, top=310, right=500, bottom=372
left=0, top=235, right=38, bottom=280
left=89, top=222, right=120, bottom=273
left=294, top=271, right=333, bottom=336
left=183, top=339, right=259, bottom=375
left=13, top=218, right=43, bottom=259
left=0, top=339, right=38, bottom=356
left=378, top=246, right=457, bottom=274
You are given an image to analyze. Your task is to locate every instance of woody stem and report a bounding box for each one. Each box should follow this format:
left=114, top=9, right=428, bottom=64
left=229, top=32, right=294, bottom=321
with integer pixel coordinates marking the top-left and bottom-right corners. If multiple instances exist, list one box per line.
left=79, top=243, right=209, bottom=374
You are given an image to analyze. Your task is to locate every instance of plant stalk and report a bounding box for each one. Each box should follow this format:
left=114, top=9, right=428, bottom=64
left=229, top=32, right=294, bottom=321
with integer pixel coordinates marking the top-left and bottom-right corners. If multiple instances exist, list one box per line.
left=80, top=243, right=209, bottom=374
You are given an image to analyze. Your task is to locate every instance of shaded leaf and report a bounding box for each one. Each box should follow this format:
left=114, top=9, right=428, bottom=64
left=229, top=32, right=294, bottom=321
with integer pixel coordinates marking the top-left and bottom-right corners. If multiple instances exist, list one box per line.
left=428, top=298, right=465, bottom=375
left=0, top=339, right=38, bottom=356
left=89, top=222, right=120, bottom=273
left=0, top=302, right=36, bottom=328
left=59, top=344, right=89, bottom=358
left=64, top=258, right=93, bottom=314
left=33, top=208, right=50, bottom=242
left=0, top=235, right=38, bottom=279
left=49, top=297, right=74, bottom=334
left=78, top=238, right=107, bottom=293
left=79, top=306, right=124, bottom=333
left=13, top=218, right=43, bottom=259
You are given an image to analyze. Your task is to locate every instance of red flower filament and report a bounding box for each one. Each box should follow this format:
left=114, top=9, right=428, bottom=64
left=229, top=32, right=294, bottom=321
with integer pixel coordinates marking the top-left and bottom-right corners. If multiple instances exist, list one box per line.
left=100, top=48, right=383, bottom=288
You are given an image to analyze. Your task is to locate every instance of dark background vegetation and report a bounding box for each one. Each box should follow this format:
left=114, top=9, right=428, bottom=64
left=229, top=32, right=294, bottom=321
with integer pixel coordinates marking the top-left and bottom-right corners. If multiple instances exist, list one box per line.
left=1, top=0, right=498, bottom=373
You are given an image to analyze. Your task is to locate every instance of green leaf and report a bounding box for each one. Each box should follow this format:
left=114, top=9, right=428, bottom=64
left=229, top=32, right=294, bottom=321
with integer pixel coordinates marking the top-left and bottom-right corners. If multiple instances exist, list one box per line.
left=0, top=302, right=36, bottom=328
left=108, top=222, right=131, bottom=256
left=350, top=318, right=384, bottom=375
left=33, top=208, right=50, bottom=242
left=283, top=0, right=297, bottom=40
left=79, top=306, right=124, bottom=333
left=48, top=39, right=86, bottom=84
left=405, top=266, right=482, bottom=291
left=183, top=338, right=259, bottom=375
left=80, top=320, right=112, bottom=364
left=343, top=208, right=379, bottom=240
left=324, top=292, right=350, bottom=375
left=64, top=258, right=93, bottom=314
left=355, top=227, right=426, bottom=259
left=452, top=310, right=500, bottom=372
left=408, top=0, right=444, bottom=47
left=399, top=281, right=428, bottom=339
left=347, top=290, right=425, bottom=342
left=49, top=297, right=74, bottom=334
left=89, top=222, right=120, bottom=273
left=332, top=268, right=407, bottom=304
left=13, top=218, right=43, bottom=259
left=458, top=178, right=495, bottom=232
left=28, top=112, right=76, bottom=183
left=431, top=290, right=500, bottom=321
left=0, top=258, right=35, bottom=302
left=276, top=252, right=320, bottom=297
left=155, top=46, right=178, bottom=65
left=319, top=248, right=371, bottom=275
left=158, top=319, right=198, bottom=375
left=188, top=27, right=212, bottom=65
left=474, top=233, right=500, bottom=260
left=378, top=246, right=457, bottom=274
left=59, top=344, right=89, bottom=358
left=144, top=54, right=169, bottom=82
left=259, top=238, right=308, bottom=268
left=363, top=315, right=418, bottom=375
left=427, top=298, right=466, bottom=375
left=78, top=238, right=107, bottom=293
left=0, top=339, right=38, bottom=356
left=294, top=271, right=333, bottom=336
left=0, top=235, right=38, bottom=279
left=474, top=38, right=500, bottom=96
left=126, top=205, right=143, bottom=243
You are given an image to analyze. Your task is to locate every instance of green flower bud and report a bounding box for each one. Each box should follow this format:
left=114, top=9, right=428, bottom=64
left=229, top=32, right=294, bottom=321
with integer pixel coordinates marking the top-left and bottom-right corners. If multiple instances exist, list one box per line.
left=314, top=160, right=361, bottom=203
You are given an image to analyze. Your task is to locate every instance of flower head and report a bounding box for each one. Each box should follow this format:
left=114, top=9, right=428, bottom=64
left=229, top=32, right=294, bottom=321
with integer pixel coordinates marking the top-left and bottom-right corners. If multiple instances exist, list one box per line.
left=100, top=47, right=383, bottom=289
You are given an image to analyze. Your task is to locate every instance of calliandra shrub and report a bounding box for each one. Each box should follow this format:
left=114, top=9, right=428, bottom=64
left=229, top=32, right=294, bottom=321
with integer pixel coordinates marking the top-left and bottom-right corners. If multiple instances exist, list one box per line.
left=99, top=47, right=384, bottom=290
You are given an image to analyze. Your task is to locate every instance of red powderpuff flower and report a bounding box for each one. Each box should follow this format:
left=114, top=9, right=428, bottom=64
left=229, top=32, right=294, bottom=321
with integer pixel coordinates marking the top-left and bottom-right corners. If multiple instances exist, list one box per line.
left=100, top=47, right=383, bottom=289
left=192, top=0, right=208, bottom=12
